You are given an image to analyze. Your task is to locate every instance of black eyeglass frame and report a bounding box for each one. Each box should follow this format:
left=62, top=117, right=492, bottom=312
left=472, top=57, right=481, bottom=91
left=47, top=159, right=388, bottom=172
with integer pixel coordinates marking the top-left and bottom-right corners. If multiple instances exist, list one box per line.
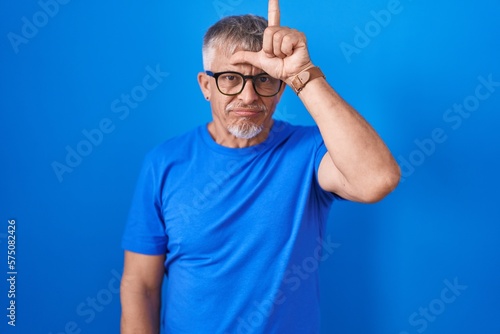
left=205, top=71, right=283, bottom=97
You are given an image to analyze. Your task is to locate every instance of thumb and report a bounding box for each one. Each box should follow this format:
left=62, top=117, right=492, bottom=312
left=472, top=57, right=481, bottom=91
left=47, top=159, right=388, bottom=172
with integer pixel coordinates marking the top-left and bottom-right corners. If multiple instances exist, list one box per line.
left=229, top=50, right=262, bottom=68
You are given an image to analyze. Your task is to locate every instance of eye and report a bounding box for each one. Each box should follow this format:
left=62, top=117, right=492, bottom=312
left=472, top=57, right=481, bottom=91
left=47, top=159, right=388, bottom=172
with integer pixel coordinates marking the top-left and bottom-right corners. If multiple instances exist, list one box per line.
left=256, top=75, right=277, bottom=85
left=258, top=76, right=271, bottom=83
left=221, top=74, right=237, bottom=81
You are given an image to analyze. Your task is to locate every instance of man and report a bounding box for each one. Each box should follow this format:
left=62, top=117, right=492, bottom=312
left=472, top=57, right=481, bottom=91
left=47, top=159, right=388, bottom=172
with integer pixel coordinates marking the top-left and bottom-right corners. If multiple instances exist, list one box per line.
left=120, top=1, right=400, bottom=333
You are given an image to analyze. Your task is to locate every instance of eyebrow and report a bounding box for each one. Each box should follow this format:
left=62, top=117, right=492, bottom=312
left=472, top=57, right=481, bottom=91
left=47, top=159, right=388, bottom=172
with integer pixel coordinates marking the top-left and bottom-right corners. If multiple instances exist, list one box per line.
left=214, top=70, right=269, bottom=76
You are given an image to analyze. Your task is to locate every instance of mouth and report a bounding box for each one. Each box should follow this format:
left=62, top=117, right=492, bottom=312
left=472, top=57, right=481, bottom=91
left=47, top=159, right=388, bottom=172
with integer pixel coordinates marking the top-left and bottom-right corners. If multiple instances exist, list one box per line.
left=231, top=109, right=262, bottom=117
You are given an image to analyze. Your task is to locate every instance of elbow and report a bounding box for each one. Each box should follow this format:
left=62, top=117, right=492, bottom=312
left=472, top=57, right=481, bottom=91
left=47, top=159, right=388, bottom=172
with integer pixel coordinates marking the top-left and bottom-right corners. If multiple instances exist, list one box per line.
left=357, top=163, right=401, bottom=204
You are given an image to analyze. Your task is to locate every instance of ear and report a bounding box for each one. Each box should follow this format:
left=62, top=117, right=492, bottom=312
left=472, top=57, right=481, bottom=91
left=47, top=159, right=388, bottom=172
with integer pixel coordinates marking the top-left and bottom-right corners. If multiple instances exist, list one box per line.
left=198, top=72, right=211, bottom=100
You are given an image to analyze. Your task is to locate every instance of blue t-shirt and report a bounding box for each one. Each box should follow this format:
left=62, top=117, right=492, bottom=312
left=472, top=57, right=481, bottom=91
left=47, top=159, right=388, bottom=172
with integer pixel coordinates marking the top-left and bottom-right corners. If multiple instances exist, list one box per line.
left=122, top=120, right=337, bottom=333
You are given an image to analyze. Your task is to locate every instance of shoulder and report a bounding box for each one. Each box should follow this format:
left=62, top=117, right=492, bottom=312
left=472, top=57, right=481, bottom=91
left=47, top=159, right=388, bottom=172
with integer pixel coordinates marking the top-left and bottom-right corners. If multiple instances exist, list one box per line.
left=135, top=125, right=207, bottom=177
left=272, top=120, right=322, bottom=145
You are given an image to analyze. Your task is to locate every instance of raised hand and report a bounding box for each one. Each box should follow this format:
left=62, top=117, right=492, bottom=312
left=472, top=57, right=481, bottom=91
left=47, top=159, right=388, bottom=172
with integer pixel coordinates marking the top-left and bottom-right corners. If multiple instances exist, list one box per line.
left=230, top=0, right=314, bottom=85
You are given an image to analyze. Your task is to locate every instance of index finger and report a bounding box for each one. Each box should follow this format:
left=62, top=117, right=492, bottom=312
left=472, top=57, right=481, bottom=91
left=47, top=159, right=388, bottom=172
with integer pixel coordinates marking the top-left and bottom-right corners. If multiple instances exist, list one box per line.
left=268, top=0, right=280, bottom=27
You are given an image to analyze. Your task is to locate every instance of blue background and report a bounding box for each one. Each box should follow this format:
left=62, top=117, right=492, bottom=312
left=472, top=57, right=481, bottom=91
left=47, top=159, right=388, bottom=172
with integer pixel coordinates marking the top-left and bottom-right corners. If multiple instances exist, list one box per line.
left=1, top=0, right=499, bottom=333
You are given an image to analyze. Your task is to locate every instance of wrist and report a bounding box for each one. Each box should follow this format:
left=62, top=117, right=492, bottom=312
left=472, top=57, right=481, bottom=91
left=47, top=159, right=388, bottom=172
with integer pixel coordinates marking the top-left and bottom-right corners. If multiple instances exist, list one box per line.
left=287, top=66, right=326, bottom=95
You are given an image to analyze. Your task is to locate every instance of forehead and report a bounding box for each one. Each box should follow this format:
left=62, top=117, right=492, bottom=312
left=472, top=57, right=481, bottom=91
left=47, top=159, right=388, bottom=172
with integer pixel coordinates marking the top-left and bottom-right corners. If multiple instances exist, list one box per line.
left=210, top=47, right=263, bottom=74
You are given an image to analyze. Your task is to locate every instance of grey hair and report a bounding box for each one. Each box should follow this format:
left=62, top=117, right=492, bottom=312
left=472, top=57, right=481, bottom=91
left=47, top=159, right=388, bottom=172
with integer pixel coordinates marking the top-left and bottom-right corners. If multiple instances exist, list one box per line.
left=202, top=15, right=268, bottom=70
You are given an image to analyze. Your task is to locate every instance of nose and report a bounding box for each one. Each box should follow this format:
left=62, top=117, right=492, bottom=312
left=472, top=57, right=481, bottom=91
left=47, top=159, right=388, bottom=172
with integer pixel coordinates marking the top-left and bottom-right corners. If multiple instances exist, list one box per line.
left=238, top=79, right=259, bottom=104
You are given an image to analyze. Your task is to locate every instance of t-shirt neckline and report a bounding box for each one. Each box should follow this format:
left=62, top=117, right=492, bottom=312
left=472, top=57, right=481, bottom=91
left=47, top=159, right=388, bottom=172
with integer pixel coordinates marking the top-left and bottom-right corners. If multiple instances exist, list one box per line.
left=199, top=119, right=286, bottom=156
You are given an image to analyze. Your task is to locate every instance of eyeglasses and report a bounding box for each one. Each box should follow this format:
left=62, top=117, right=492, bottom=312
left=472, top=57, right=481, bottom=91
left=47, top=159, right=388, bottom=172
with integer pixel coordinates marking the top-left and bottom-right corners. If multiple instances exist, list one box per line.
left=206, top=71, right=283, bottom=97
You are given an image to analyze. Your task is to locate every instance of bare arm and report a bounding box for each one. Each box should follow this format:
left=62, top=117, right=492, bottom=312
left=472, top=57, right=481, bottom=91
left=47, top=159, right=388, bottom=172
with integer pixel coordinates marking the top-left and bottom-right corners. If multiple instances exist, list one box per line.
left=298, top=77, right=400, bottom=203
left=120, top=251, right=165, bottom=334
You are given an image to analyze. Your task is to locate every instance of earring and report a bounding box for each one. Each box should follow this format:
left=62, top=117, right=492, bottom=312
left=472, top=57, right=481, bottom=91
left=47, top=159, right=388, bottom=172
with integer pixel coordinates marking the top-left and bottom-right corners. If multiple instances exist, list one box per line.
left=206, top=96, right=210, bottom=100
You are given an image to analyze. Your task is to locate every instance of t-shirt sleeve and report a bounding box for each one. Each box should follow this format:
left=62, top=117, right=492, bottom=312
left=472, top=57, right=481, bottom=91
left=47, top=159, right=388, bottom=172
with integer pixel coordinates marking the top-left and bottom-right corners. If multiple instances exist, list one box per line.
left=121, top=152, right=169, bottom=255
